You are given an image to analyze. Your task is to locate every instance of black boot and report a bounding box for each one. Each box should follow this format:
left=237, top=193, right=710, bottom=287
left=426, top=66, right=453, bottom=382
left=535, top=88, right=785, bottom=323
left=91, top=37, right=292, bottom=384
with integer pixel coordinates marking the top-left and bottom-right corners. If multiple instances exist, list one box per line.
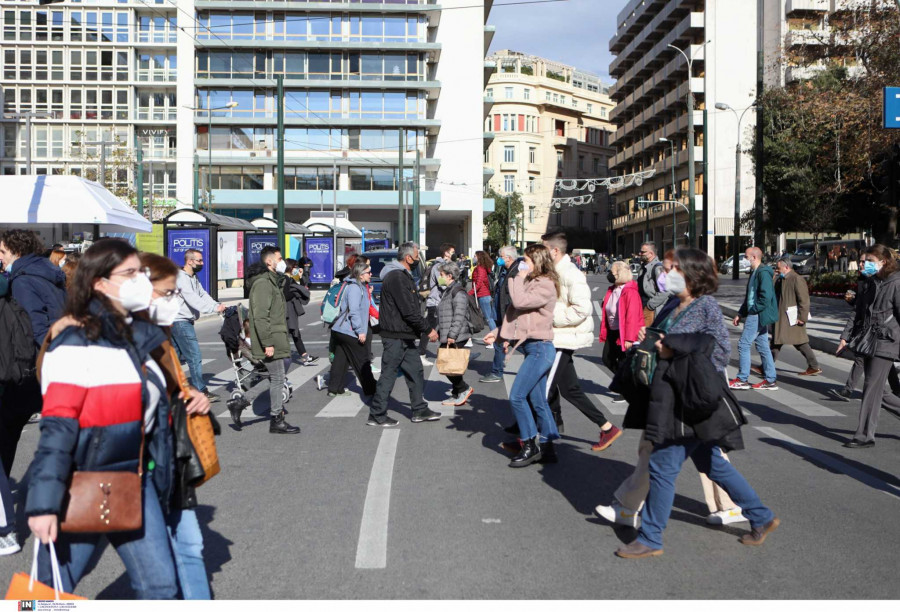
left=270, top=411, right=300, bottom=434
left=503, top=422, right=520, bottom=435
left=538, top=441, right=558, bottom=464
left=226, top=397, right=249, bottom=429
left=509, top=436, right=542, bottom=468
left=552, top=410, right=565, bottom=434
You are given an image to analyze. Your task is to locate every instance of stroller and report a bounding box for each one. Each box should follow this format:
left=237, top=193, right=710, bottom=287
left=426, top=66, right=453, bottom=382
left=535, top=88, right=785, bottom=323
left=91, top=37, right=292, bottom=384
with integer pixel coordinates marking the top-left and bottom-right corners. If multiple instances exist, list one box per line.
left=219, top=305, right=294, bottom=404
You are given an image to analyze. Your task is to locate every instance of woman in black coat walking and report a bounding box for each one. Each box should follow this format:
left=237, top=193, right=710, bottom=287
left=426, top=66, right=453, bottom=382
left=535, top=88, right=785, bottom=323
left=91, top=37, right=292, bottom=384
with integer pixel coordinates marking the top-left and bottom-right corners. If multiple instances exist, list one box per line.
left=283, top=259, right=318, bottom=366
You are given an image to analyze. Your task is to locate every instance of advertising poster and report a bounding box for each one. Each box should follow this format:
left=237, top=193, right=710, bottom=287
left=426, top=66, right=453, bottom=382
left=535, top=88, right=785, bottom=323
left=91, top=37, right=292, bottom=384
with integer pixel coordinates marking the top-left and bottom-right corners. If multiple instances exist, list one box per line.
left=135, top=224, right=164, bottom=255
left=237, top=231, right=244, bottom=278
left=218, top=232, right=240, bottom=280
left=287, top=235, right=303, bottom=260
left=167, top=228, right=210, bottom=293
left=306, top=237, right=333, bottom=284
left=245, top=234, right=279, bottom=268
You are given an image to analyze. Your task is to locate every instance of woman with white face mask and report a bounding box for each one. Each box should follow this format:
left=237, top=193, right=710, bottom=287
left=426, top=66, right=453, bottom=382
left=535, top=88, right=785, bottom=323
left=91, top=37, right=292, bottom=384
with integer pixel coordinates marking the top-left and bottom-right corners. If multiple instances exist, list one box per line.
left=26, top=239, right=180, bottom=598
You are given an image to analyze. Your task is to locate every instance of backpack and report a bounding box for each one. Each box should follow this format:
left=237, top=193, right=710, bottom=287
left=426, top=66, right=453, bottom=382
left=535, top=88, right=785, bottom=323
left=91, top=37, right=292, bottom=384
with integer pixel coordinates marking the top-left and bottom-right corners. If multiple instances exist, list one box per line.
left=320, top=283, right=349, bottom=325
left=0, top=295, right=37, bottom=384
left=417, top=261, right=438, bottom=299
left=450, top=285, right=486, bottom=334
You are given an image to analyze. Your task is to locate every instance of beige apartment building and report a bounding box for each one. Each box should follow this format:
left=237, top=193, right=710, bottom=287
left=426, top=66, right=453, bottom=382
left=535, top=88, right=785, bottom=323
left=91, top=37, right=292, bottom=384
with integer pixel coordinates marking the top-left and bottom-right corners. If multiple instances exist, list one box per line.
left=483, top=50, right=616, bottom=248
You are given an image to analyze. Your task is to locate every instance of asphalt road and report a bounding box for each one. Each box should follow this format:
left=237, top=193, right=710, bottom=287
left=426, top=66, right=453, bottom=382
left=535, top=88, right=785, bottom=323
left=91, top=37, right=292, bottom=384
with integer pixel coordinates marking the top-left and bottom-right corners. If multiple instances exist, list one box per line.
left=3, top=273, right=900, bottom=599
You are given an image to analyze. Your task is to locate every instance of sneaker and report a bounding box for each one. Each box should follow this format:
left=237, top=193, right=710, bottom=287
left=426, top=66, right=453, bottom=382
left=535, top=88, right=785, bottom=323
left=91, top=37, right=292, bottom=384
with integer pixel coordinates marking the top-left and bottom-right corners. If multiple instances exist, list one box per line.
left=479, top=374, right=503, bottom=383
left=316, top=374, right=325, bottom=391
left=595, top=501, right=641, bottom=528
left=367, top=415, right=399, bottom=427
left=739, top=517, right=780, bottom=546
left=829, top=388, right=852, bottom=402
left=411, top=408, right=441, bottom=422
left=728, top=378, right=751, bottom=390
left=27, top=412, right=41, bottom=424
left=706, top=507, right=747, bottom=525
left=442, top=394, right=459, bottom=406
left=611, top=395, right=627, bottom=404
left=592, top=425, right=623, bottom=451
left=797, top=367, right=823, bottom=376
left=0, top=532, right=21, bottom=556
left=453, top=387, right=474, bottom=406
left=371, top=364, right=381, bottom=373
left=327, top=390, right=352, bottom=398
left=202, top=389, right=221, bottom=403
left=420, top=356, right=434, bottom=366
left=302, top=354, right=320, bottom=366
left=750, top=366, right=764, bottom=377
left=751, top=380, right=778, bottom=391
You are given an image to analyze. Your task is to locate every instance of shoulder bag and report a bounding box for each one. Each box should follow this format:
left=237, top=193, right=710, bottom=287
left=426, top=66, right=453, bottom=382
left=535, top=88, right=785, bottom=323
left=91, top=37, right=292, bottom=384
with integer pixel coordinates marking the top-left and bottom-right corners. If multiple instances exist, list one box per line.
left=168, top=343, right=220, bottom=486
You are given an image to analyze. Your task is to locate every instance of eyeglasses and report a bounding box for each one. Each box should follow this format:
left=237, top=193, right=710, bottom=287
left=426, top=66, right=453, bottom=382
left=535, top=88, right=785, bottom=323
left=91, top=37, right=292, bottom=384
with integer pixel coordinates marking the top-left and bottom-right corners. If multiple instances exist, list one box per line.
left=110, top=267, right=150, bottom=279
left=155, top=287, right=182, bottom=302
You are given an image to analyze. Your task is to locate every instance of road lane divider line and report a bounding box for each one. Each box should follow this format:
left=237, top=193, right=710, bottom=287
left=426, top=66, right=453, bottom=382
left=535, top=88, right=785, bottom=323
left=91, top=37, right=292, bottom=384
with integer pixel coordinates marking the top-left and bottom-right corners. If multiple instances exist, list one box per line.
left=573, top=355, right=627, bottom=416
left=593, top=300, right=603, bottom=318
left=355, top=429, right=401, bottom=569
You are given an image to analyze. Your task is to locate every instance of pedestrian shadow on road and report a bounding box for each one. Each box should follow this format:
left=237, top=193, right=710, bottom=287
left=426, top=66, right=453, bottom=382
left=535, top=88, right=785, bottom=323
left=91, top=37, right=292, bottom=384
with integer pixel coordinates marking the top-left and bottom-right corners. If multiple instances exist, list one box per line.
left=196, top=504, right=234, bottom=599
left=538, top=443, right=635, bottom=516
left=758, top=437, right=900, bottom=501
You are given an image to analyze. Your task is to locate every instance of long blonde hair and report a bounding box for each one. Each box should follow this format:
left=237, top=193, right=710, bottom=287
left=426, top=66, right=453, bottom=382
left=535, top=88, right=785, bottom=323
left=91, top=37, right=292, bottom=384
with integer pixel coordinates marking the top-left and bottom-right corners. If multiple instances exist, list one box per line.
left=524, top=244, right=560, bottom=297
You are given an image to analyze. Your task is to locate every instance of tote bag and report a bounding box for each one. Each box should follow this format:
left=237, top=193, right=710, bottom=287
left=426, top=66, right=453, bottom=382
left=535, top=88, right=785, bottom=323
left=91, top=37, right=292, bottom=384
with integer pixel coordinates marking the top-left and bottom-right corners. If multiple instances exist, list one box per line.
left=5, top=540, right=87, bottom=600
left=436, top=347, right=470, bottom=376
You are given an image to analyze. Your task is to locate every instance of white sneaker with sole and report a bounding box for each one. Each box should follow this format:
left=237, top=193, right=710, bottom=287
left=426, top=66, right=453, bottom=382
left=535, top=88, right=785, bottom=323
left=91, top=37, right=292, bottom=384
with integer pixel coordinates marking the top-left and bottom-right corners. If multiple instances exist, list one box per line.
left=420, top=356, right=434, bottom=366
left=706, top=507, right=746, bottom=525
left=594, top=501, right=641, bottom=528
left=0, top=532, right=21, bottom=556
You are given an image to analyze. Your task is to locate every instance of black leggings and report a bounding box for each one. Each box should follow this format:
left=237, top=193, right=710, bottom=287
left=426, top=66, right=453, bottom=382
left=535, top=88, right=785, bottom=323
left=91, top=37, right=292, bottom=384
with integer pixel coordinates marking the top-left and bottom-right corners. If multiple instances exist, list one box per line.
left=290, top=329, right=306, bottom=355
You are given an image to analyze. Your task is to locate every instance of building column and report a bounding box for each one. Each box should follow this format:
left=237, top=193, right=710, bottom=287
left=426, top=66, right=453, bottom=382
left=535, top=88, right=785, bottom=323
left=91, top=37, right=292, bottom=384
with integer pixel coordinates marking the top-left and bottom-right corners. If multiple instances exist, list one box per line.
left=174, top=0, right=196, bottom=210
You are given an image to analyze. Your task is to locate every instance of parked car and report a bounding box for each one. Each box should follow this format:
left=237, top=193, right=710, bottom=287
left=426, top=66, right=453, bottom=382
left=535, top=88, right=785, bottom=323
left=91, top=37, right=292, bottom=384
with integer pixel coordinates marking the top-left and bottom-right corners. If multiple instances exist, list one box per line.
left=364, top=249, right=427, bottom=305
left=720, top=254, right=751, bottom=275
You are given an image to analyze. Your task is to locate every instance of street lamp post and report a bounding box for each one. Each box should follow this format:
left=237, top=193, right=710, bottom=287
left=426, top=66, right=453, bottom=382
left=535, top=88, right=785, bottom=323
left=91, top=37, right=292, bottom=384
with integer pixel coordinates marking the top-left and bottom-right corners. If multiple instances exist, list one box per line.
left=715, top=101, right=757, bottom=280
left=185, top=101, right=238, bottom=210
left=659, top=138, right=677, bottom=249
left=668, top=40, right=710, bottom=248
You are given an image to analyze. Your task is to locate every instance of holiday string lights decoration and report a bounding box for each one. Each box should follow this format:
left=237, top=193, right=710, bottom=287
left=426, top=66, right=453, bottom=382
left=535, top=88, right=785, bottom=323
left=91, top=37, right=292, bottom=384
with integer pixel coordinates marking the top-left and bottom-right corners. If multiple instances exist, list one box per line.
left=554, top=169, right=656, bottom=192
left=551, top=194, right=593, bottom=208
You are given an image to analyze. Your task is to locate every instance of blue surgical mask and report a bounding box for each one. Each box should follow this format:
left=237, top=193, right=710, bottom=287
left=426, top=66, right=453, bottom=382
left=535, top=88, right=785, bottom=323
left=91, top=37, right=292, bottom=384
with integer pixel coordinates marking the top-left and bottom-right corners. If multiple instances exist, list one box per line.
left=779, top=273, right=785, bottom=279
left=496, top=257, right=505, bottom=267
left=862, top=261, right=880, bottom=276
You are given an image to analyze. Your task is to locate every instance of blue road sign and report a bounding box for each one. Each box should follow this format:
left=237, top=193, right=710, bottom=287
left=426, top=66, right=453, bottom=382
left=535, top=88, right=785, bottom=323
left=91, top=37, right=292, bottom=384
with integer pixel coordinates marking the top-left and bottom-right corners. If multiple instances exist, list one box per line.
left=884, top=87, right=900, bottom=129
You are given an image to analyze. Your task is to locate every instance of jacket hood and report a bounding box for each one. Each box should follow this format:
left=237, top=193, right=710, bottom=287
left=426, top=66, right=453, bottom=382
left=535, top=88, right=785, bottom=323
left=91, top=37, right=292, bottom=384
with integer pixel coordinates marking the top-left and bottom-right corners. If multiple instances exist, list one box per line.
left=379, top=260, right=409, bottom=279
left=10, top=253, right=66, bottom=290
left=246, top=262, right=270, bottom=289
left=880, top=270, right=900, bottom=285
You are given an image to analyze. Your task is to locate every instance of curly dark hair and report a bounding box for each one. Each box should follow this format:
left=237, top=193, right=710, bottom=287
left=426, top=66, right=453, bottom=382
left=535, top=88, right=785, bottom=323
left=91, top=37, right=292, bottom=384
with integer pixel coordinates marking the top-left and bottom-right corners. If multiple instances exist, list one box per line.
left=674, top=248, right=718, bottom=298
left=0, top=229, right=44, bottom=257
left=67, top=238, right=139, bottom=341
left=866, top=244, right=899, bottom=279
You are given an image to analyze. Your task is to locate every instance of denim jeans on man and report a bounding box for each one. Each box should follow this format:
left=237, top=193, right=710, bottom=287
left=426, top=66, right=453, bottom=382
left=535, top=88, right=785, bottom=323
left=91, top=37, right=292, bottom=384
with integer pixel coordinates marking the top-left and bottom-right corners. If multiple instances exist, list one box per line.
left=171, top=320, right=207, bottom=392
left=508, top=340, right=559, bottom=442
left=166, top=508, right=210, bottom=599
left=490, top=339, right=506, bottom=376
left=370, top=337, right=429, bottom=420
left=37, top=478, right=178, bottom=599
left=478, top=296, right=497, bottom=331
left=636, top=441, right=775, bottom=550
left=737, top=313, right=776, bottom=382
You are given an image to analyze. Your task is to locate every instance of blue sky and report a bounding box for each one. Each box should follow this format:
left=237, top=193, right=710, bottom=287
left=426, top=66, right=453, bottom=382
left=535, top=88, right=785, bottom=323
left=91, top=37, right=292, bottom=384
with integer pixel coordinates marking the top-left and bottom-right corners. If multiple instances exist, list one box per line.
left=487, top=0, right=619, bottom=84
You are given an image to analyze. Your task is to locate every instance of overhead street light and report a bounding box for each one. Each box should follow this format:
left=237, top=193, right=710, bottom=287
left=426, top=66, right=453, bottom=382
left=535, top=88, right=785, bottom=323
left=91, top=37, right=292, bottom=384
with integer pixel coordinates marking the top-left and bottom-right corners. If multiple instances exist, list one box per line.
left=659, top=138, right=679, bottom=248
left=715, top=101, right=757, bottom=280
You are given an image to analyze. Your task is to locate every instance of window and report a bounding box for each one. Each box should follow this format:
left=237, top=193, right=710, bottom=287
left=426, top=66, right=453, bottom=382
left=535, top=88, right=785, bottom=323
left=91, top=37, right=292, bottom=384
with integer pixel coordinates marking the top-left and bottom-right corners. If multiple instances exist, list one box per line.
left=556, top=150, right=563, bottom=170
left=504, top=87, right=513, bottom=100
left=503, top=145, right=515, bottom=163
left=601, top=107, right=607, bottom=118
left=529, top=206, right=536, bottom=223
left=546, top=91, right=551, bottom=101
left=587, top=103, right=593, bottom=114
left=579, top=155, right=585, bottom=171
left=503, top=174, right=515, bottom=193
left=486, top=88, right=493, bottom=99
left=523, top=89, right=530, bottom=100
left=528, top=177, right=535, bottom=194
left=529, top=147, right=536, bottom=164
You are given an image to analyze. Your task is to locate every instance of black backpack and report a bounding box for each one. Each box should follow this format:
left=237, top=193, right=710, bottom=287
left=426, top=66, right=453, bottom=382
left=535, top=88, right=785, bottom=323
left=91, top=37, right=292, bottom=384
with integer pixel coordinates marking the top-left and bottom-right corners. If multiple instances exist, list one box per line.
left=417, top=261, right=438, bottom=299
left=450, top=285, right=486, bottom=334
left=0, top=295, right=37, bottom=384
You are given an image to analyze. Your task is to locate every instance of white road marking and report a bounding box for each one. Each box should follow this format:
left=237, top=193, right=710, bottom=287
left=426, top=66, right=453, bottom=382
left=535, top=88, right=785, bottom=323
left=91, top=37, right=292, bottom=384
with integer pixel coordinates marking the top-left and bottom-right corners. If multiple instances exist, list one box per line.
left=426, top=359, right=454, bottom=418
left=593, top=300, right=603, bottom=318
left=762, top=386, right=844, bottom=417
left=217, top=361, right=328, bottom=419
left=572, top=354, right=628, bottom=416
left=206, top=366, right=239, bottom=392
left=754, top=427, right=900, bottom=500
left=316, top=393, right=366, bottom=418
left=307, top=321, right=323, bottom=327
left=592, top=286, right=599, bottom=292
left=182, top=358, right=214, bottom=373
left=355, top=429, right=401, bottom=569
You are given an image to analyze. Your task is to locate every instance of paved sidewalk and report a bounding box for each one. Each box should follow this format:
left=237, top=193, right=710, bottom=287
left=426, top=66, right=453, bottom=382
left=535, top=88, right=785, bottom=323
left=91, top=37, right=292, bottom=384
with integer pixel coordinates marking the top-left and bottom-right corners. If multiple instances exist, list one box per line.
left=716, top=276, right=852, bottom=356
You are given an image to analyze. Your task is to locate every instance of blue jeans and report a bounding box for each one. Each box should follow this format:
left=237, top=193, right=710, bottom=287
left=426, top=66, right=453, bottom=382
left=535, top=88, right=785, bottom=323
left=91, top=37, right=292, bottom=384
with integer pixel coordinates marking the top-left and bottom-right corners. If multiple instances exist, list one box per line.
left=491, top=338, right=505, bottom=376
left=737, top=314, right=776, bottom=383
left=509, top=340, right=559, bottom=442
left=478, top=296, right=497, bottom=331
left=637, top=441, right=775, bottom=550
left=171, top=320, right=207, bottom=392
left=38, top=477, right=178, bottom=599
left=166, top=508, right=210, bottom=600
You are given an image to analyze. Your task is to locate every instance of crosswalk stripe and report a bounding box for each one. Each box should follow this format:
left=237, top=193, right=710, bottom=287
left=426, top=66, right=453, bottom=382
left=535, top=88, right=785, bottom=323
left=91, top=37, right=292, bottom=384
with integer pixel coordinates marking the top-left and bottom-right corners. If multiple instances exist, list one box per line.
left=593, top=300, right=603, bottom=318
left=426, top=358, right=454, bottom=418
left=217, top=360, right=329, bottom=419
left=572, top=354, right=628, bottom=416
left=317, top=392, right=366, bottom=418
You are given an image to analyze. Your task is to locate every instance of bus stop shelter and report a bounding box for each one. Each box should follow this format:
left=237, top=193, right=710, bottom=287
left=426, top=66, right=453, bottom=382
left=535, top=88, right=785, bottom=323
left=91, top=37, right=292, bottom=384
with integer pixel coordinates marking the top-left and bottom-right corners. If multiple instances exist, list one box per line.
left=243, top=217, right=310, bottom=297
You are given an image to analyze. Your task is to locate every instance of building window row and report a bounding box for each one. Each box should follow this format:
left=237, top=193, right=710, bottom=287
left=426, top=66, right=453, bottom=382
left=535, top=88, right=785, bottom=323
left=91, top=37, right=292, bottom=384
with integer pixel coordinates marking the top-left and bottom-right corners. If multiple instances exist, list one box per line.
left=1, top=48, right=177, bottom=83
left=196, top=51, right=424, bottom=81
left=2, top=124, right=129, bottom=160
left=3, top=86, right=130, bottom=120
left=198, top=126, right=425, bottom=154
left=197, top=12, right=425, bottom=43
left=1, top=8, right=174, bottom=44
left=204, top=165, right=265, bottom=190
left=488, top=113, right=540, bottom=134
left=196, top=89, right=425, bottom=120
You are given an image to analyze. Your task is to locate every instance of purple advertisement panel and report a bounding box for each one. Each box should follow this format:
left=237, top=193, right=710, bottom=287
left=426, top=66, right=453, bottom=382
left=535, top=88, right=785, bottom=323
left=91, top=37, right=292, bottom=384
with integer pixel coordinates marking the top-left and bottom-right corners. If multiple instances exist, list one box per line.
left=306, top=237, right=333, bottom=284
left=167, top=228, right=210, bottom=293
left=245, top=234, right=278, bottom=268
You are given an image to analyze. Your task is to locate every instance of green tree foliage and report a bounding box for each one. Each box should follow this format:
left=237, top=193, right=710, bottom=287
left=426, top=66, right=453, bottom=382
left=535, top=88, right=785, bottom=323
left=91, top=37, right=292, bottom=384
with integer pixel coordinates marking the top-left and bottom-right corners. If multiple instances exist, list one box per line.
left=483, top=188, right=523, bottom=251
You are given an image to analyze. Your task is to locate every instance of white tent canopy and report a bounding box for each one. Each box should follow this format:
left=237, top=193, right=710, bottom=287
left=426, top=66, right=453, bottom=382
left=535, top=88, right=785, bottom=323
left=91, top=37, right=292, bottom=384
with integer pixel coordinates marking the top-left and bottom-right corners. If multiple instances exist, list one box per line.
left=0, top=175, right=152, bottom=233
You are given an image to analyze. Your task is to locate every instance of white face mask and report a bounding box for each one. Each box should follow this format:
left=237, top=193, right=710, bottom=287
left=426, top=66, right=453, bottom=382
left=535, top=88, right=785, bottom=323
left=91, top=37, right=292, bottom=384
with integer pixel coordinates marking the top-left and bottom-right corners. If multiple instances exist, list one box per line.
left=291, top=268, right=300, bottom=277
left=666, top=270, right=687, bottom=296
left=59, top=259, right=67, bottom=268
left=275, top=260, right=287, bottom=274
left=148, top=296, right=180, bottom=326
left=104, top=273, right=153, bottom=312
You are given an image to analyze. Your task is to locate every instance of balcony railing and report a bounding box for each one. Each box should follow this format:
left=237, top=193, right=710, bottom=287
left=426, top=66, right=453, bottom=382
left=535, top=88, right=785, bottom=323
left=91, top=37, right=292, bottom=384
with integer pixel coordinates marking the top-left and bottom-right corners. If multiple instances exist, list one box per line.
left=135, top=31, right=177, bottom=44
left=136, top=69, right=177, bottom=82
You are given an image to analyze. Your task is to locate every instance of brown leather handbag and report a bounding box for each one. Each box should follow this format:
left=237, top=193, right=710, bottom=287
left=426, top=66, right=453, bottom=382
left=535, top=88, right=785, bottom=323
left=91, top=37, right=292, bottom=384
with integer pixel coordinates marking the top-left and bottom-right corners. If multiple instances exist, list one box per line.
left=59, top=440, right=143, bottom=534
left=168, top=344, right=220, bottom=486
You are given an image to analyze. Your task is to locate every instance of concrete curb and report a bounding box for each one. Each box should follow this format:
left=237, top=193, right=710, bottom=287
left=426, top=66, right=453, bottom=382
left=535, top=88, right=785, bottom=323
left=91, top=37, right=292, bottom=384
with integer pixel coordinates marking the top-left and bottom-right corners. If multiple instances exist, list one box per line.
left=718, top=304, right=846, bottom=358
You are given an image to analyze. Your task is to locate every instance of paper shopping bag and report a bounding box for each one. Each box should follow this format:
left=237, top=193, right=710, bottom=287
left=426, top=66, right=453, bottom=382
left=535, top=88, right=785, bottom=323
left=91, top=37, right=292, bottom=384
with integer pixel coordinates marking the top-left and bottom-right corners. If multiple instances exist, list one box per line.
left=436, top=347, right=470, bottom=376
left=5, top=540, right=87, bottom=600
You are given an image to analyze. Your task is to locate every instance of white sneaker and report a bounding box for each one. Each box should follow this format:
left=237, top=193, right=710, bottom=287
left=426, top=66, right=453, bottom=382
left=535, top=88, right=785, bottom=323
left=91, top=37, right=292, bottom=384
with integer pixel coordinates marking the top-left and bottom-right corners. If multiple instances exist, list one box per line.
left=371, top=364, right=381, bottom=373
left=315, top=374, right=324, bottom=391
left=420, top=356, right=434, bottom=366
left=706, top=507, right=746, bottom=525
left=0, top=532, right=21, bottom=556
left=594, top=501, right=641, bottom=528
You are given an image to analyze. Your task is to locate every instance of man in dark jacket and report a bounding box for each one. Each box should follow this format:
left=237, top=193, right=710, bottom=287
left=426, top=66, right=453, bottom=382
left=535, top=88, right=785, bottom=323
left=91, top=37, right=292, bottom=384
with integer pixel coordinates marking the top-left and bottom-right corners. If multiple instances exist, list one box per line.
left=729, top=247, right=778, bottom=391
left=368, top=242, right=440, bottom=427
left=0, top=230, right=66, bottom=476
left=480, top=245, right=520, bottom=383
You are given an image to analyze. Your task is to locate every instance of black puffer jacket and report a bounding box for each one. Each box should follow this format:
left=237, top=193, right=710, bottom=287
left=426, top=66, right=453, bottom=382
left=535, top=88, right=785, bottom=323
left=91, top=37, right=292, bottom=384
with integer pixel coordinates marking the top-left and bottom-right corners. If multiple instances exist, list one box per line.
left=493, top=259, right=522, bottom=331
left=283, top=279, right=310, bottom=333
left=378, top=260, right=431, bottom=340
left=644, top=334, right=747, bottom=451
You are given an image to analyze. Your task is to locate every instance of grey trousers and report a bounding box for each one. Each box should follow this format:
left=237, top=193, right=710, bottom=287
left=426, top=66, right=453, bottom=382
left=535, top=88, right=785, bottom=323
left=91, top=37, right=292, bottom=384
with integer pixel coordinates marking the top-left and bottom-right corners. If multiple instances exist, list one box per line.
left=845, top=352, right=900, bottom=394
left=855, top=356, right=900, bottom=442
left=771, top=343, right=818, bottom=369
left=245, top=357, right=288, bottom=417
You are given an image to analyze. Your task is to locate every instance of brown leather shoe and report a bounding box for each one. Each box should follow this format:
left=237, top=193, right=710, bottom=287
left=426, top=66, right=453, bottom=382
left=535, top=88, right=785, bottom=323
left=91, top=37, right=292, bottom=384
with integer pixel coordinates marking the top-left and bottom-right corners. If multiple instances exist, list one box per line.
left=615, top=541, right=664, bottom=559
left=739, top=517, right=780, bottom=546
left=750, top=366, right=764, bottom=376
left=797, top=367, right=823, bottom=376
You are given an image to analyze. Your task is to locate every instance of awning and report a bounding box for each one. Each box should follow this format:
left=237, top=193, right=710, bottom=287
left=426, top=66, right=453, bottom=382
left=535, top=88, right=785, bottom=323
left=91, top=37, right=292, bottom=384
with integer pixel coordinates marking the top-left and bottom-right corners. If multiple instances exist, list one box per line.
left=250, top=217, right=310, bottom=234
left=163, top=209, right=256, bottom=231
left=303, top=217, right=362, bottom=238
left=0, top=175, right=152, bottom=233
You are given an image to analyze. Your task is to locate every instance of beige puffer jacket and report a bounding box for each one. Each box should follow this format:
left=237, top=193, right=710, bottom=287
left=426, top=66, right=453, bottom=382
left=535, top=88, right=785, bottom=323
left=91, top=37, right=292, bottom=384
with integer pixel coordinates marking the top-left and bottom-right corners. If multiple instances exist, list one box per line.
left=551, top=255, right=594, bottom=350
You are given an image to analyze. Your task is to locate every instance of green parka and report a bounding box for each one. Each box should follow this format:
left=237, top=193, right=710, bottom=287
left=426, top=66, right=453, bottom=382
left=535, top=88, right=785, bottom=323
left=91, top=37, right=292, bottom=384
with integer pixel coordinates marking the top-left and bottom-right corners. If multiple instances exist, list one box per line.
left=248, top=269, right=291, bottom=360
left=738, top=264, right=779, bottom=327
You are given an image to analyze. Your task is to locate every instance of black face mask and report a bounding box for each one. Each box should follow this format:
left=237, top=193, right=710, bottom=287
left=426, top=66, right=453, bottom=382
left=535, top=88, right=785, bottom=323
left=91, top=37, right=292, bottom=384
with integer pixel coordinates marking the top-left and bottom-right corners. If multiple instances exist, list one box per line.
left=606, top=271, right=616, bottom=284
left=193, top=263, right=204, bottom=273
left=408, top=258, right=419, bottom=270
left=450, top=253, right=458, bottom=262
